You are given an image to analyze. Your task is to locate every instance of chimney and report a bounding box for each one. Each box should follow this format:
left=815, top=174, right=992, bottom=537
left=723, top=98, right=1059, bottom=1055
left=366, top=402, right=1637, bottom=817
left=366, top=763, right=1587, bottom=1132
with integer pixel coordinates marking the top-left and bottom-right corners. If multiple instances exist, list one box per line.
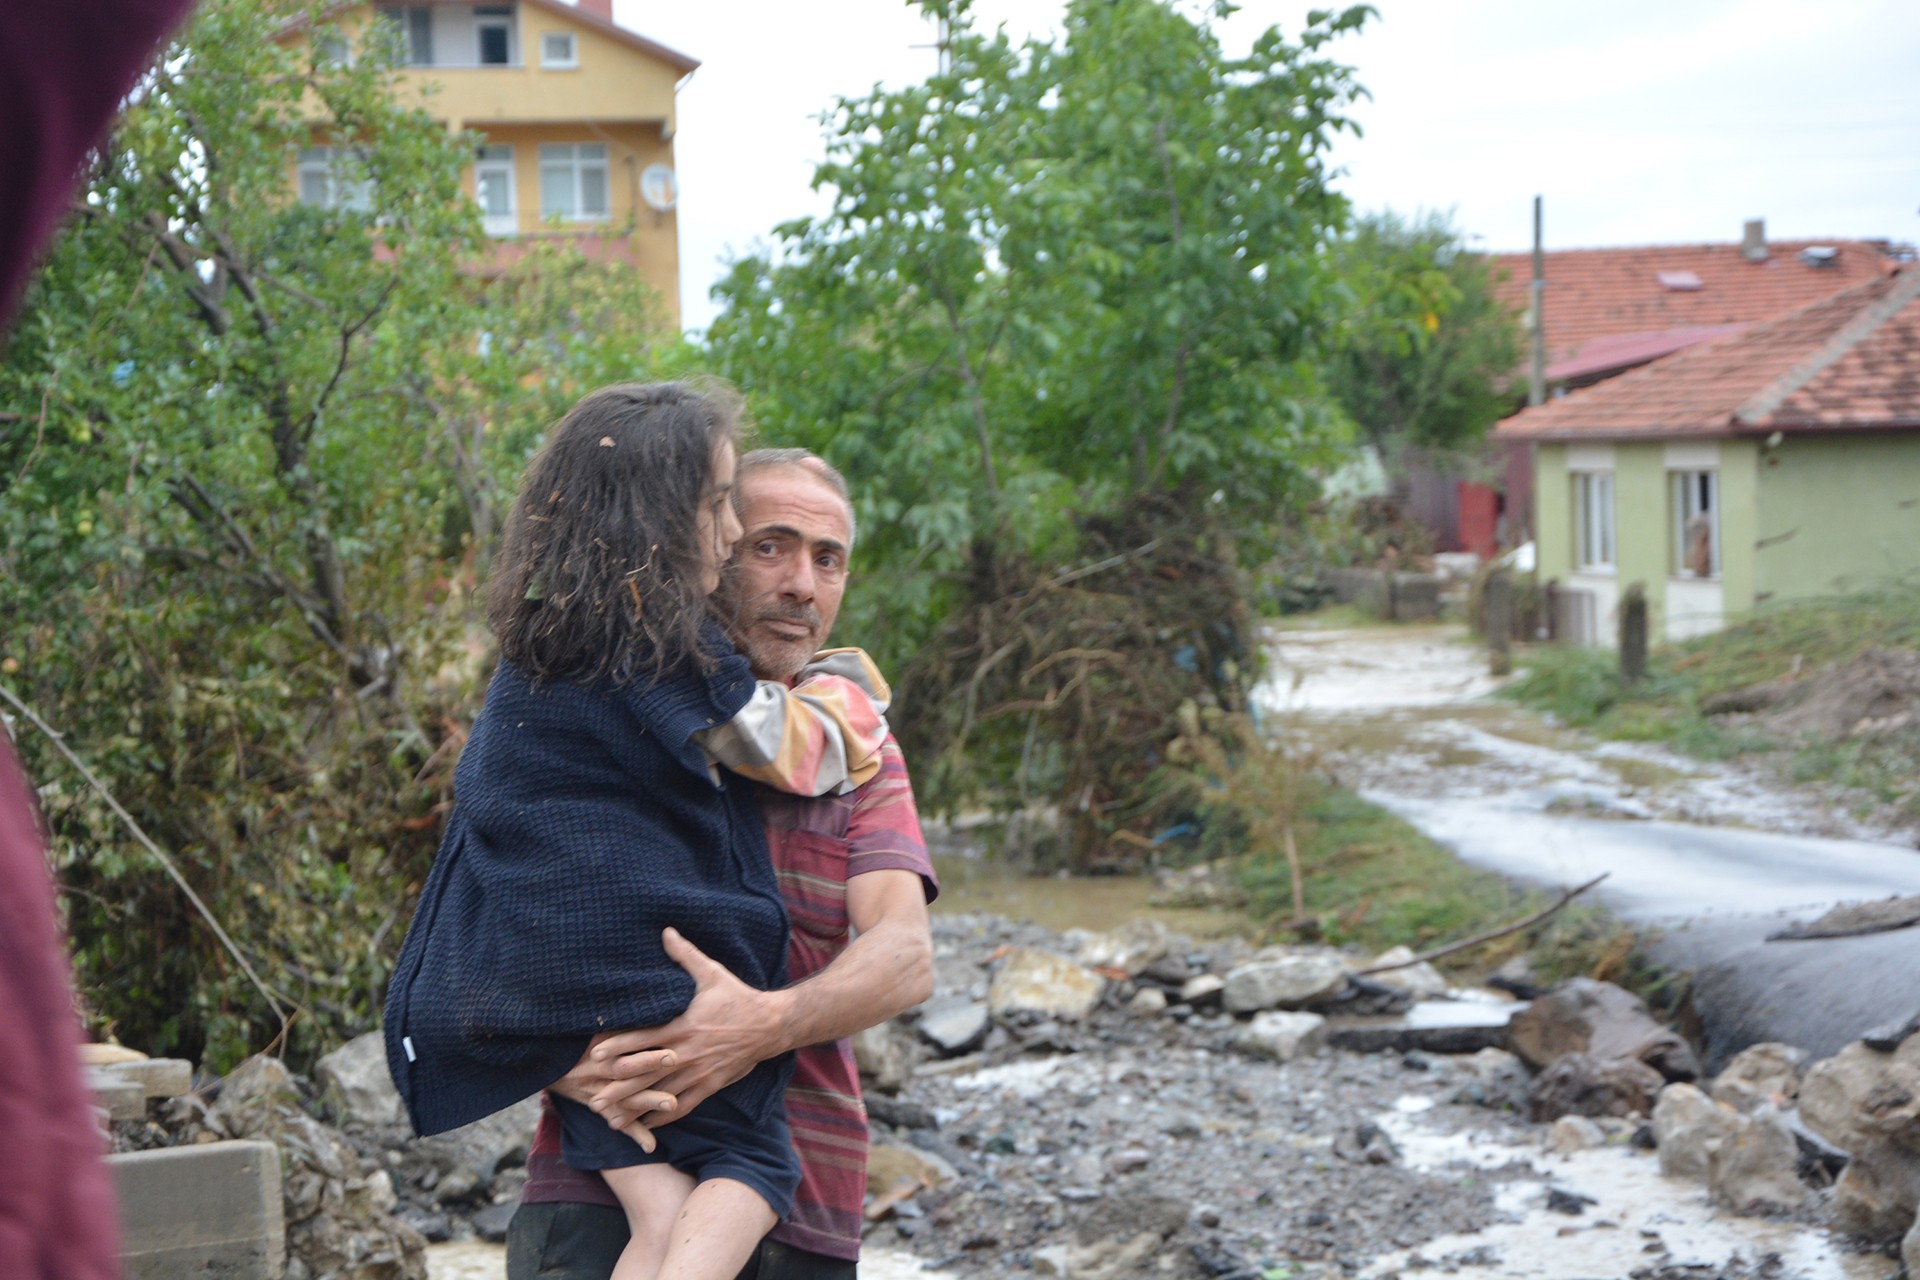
left=577, top=0, right=613, bottom=20
left=1741, top=218, right=1768, bottom=262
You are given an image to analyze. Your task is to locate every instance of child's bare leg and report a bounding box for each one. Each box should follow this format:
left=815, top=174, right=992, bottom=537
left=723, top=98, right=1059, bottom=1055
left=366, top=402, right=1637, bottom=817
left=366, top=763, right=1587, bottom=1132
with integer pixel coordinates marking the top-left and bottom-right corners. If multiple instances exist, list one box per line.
left=655, top=1177, right=777, bottom=1280
left=600, top=1162, right=697, bottom=1280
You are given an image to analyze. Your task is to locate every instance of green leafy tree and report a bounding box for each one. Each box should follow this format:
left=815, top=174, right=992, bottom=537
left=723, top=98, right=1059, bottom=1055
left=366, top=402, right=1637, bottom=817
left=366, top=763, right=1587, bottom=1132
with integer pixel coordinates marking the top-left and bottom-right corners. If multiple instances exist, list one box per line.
left=0, top=0, right=676, bottom=1066
left=708, top=0, right=1371, bottom=857
left=1321, top=209, right=1521, bottom=460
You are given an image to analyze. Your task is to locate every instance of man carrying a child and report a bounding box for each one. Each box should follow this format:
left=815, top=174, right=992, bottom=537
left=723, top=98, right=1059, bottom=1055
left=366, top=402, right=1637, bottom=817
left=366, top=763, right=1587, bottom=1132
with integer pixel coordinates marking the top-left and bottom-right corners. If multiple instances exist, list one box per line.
left=506, top=448, right=939, bottom=1280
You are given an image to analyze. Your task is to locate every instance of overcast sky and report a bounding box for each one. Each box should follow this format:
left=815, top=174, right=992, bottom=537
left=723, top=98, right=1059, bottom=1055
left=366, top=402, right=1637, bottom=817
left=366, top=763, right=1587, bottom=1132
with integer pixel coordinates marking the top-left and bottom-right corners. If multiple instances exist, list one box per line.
left=613, top=0, right=1920, bottom=333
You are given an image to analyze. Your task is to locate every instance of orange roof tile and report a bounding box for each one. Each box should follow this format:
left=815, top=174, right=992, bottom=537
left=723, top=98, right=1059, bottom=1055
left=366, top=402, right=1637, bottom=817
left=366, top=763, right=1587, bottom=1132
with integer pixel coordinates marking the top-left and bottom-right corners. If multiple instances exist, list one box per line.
left=1493, top=269, right=1920, bottom=441
left=1491, top=238, right=1900, bottom=371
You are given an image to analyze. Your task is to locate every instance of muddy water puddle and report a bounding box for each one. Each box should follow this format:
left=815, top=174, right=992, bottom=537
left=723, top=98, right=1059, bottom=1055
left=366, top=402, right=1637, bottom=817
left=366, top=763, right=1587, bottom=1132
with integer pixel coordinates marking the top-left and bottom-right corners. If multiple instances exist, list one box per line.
left=928, top=851, right=1252, bottom=937
left=1365, top=1097, right=1891, bottom=1280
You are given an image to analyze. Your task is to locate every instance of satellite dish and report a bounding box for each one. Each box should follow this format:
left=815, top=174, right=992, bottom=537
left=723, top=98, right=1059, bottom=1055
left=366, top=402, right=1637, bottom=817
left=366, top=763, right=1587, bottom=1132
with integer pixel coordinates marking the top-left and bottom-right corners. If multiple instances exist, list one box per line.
left=640, top=163, right=677, bottom=212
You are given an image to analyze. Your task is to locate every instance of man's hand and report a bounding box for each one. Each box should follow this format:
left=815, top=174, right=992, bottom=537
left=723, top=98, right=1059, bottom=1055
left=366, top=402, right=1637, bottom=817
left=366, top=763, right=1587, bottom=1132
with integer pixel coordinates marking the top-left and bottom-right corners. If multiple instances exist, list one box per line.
left=548, top=1032, right=681, bottom=1150
left=588, top=927, right=788, bottom=1128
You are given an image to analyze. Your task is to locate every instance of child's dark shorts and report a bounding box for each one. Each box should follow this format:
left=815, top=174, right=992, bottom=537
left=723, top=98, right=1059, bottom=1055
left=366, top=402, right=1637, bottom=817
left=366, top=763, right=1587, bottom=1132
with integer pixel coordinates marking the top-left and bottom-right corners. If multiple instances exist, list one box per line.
left=551, top=1091, right=800, bottom=1221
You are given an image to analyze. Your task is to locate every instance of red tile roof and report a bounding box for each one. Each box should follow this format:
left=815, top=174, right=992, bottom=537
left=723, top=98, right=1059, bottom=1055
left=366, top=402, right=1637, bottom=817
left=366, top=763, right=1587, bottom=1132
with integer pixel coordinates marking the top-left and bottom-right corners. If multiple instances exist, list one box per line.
left=1493, top=268, right=1920, bottom=441
left=1546, top=324, right=1749, bottom=384
left=1491, top=238, right=1900, bottom=373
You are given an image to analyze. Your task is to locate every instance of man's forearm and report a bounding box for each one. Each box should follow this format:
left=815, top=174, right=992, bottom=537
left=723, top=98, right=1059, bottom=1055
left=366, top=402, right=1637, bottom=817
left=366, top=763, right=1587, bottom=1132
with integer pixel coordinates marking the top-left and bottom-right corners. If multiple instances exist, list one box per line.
left=765, top=909, right=933, bottom=1054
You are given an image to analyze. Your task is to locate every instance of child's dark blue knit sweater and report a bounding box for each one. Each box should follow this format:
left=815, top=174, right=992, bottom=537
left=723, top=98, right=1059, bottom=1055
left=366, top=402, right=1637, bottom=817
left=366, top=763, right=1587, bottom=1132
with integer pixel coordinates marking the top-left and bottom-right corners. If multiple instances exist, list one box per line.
left=383, top=636, right=792, bottom=1137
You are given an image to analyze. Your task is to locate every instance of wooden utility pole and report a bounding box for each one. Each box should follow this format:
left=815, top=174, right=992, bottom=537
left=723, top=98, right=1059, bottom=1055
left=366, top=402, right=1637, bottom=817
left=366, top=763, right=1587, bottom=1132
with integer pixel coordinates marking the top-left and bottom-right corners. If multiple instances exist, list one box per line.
left=1485, top=571, right=1513, bottom=677
left=1529, top=195, right=1546, bottom=408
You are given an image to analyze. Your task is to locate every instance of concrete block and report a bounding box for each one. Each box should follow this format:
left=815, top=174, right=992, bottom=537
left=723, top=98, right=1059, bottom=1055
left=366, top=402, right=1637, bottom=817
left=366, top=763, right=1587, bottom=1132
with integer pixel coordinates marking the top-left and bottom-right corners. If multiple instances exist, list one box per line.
left=95, top=1056, right=194, bottom=1099
left=111, top=1140, right=285, bottom=1279
left=87, top=1068, right=147, bottom=1121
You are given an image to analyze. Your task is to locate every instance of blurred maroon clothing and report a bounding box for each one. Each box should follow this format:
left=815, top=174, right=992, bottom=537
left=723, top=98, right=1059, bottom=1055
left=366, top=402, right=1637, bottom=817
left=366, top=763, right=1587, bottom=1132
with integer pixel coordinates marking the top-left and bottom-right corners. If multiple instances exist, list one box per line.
left=2, top=2, right=195, bottom=1276
left=0, top=739, right=120, bottom=1279
left=0, top=0, right=192, bottom=323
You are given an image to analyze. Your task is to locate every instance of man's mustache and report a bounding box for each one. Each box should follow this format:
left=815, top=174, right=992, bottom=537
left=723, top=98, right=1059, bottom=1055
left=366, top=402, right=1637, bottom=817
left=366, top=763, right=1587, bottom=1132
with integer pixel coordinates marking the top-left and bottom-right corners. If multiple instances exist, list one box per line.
left=749, top=601, right=821, bottom=633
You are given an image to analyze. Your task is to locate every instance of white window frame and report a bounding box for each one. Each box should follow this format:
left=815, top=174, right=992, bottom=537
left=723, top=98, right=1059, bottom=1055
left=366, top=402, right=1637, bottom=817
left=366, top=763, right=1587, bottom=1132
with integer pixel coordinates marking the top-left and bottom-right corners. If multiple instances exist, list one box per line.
left=540, top=31, right=578, bottom=69
left=296, top=146, right=372, bottom=212
left=1670, top=469, right=1720, bottom=579
left=1572, top=470, right=1616, bottom=572
left=475, top=146, right=517, bottom=236
left=475, top=6, right=516, bottom=66
left=538, top=143, right=610, bottom=222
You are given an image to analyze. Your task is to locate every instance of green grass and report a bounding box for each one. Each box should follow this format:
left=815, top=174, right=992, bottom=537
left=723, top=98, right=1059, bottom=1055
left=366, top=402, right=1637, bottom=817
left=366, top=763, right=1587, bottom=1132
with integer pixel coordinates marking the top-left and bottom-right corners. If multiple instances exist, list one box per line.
left=1501, top=585, right=1920, bottom=818
left=1231, top=779, right=1643, bottom=984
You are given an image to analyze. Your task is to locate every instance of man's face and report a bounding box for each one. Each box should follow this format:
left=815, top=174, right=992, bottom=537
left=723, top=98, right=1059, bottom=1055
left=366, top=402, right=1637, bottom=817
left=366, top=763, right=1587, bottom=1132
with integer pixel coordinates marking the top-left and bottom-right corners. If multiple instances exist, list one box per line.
left=721, top=465, right=853, bottom=680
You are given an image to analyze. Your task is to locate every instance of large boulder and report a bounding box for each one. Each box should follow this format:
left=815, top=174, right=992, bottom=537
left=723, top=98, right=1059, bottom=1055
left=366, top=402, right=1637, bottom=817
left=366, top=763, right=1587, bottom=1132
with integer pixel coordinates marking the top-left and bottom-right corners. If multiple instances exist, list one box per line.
left=854, top=1020, right=918, bottom=1093
left=1507, top=978, right=1699, bottom=1080
left=1231, top=1011, right=1327, bottom=1063
left=988, top=948, right=1106, bottom=1021
left=1075, top=920, right=1174, bottom=977
left=1364, top=946, right=1451, bottom=1000
left=1799, top=1034, right=1920, bottom=1242
left=1709, top=1042, right=1807, bottom=1115
left=1652, top=1082, right=1745, bottom=1182
left=317, top=1031, right=407, bottom=1130
left=1526, top=1052, right=1665, bottom=1123
left=1707, top=1107, right=1810, bottom=1216
left=1221, top=952, right=1348, bottom=1014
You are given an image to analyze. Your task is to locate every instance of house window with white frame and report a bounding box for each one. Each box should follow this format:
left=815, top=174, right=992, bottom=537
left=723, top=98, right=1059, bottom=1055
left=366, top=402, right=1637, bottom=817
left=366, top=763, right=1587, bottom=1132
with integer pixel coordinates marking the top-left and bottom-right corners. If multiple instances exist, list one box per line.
left=296, top=146, right=372, bottom=212
left=1670, top=469, right=1719, bottom=578
left=475, top=146, right=516, bottom=236
left=1572, top=470, right=1615, bottom=571
left=540, top=31, right=578, bottom=68
left=539, top=143, right=610, bottom=221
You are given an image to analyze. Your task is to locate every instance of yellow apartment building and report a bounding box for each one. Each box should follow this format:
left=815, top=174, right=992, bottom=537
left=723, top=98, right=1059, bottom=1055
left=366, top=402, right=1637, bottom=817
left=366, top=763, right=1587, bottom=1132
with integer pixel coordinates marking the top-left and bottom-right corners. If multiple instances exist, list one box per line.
left=293, top=0, right=696, bottom=324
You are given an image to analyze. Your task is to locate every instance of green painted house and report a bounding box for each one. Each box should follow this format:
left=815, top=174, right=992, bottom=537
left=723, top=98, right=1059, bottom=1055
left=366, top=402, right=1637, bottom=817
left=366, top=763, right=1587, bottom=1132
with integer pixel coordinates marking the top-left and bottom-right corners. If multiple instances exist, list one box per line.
left=1494, top=268, right=1920, bottom=646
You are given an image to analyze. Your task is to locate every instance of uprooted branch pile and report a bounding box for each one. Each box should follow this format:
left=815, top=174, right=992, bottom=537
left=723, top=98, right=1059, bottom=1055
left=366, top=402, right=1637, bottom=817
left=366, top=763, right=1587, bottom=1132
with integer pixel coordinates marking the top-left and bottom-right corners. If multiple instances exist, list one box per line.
left=897, top=495, right=1258, bottom=869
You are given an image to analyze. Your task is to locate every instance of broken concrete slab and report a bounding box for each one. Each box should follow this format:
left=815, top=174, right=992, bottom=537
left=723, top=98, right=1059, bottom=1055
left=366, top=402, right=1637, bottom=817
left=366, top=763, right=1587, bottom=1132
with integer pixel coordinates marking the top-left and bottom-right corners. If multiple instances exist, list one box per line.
left=88, top=1068, right=147, bottom=1122
left=95, top=1056, right=193, bottom=1100
left=111, top=1139, right=285, bottom=1279
left=1325, top=998, right=1522, bottom=1056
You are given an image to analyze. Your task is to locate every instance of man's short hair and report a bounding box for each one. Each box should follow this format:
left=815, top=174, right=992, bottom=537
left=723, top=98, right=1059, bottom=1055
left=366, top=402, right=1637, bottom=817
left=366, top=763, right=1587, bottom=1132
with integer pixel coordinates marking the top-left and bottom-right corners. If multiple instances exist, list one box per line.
left=736, top=447, right=857, bottom=546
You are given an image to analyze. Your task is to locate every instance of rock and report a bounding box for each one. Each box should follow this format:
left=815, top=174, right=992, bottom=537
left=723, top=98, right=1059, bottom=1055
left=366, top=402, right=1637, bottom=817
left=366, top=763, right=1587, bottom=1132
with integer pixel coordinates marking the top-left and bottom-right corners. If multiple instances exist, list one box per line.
left=211, top=1056, right=427, bottom=1279
left=917, top=997, right=992, bottom=1056
left=81, top=1042, right=151, bottom=1066
left=1708, top=1107, right=1811, bottom=1216
left=1904, top=1214, right=1920, bottom=1278
left=1507, top=978, right=1699, bottom=1081
left=1108, top=1148, right=1151, bottom=1175
left=1068, top=1190, right=1190, bottom=1245
left=1800, top=1036, right=1920, bottom=1242
left=317, top=1031, right=407, bottom=1129
left=1179, top=974, right=1226, bottom=1007
left=1031, top=1244, right=1073, bottom=1276
left=1127, top=987, right=1169, bottom=1017
left=1140, top=953, right=1194, bottom=986
left=854, top=1020, right=918, bottom=1093
left=1221, top=952, right=1348, bottom=1013
left=1076, top=919, right=1172, bottom=976
left=988, top=948, right=1106, bottom=1021
left=406, top=1095, right=542, bottom=1200
left=865, top=1094, right=938, bottom=1132
left=469, top=1201, right=517, bottom=1243
left=1365, top=947, right=1451, bottom=1000
left=1864, top=1011, right=1920, bottom=1053
left=1526, top=1052, right=1665, bottom=1123
left=1231, top=1011, right=1328, bottom=1062
left=1652, top=1083, right=1745, bottom=1182
left=1325, top=1002, right=1517, bottom=1056
left=1333, top=1122, right=1398, bottom=1165
left=869, top=1140, right=956, bottom=1193
left=1453, top=1047, right=1531, bottom=1112
left=1546, top=1115, right=1606, bottom=1154
left=1709, top=1042, right=1808, bottom=1115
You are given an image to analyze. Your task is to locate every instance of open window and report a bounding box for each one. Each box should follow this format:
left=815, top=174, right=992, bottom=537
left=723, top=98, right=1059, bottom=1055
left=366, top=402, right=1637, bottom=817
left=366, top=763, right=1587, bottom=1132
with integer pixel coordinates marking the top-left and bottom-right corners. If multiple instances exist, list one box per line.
left=1670, top=469, right=1719, bottom=578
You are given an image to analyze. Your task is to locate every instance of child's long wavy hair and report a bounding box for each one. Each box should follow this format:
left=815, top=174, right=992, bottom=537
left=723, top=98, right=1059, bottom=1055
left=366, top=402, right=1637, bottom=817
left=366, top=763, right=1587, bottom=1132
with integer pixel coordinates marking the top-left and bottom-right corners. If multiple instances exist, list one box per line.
left=488, top=381, right=743, bottom=687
